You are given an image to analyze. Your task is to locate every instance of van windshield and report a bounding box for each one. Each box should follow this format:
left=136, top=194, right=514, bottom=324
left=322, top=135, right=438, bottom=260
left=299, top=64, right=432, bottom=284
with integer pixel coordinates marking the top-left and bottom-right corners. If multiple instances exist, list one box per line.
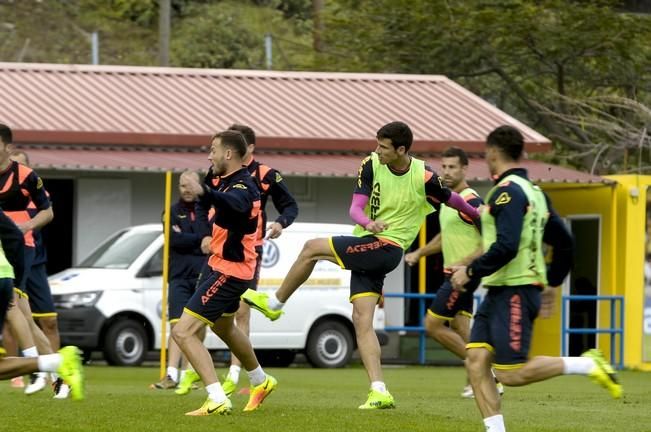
left=79, top=229, right=161, bottom=269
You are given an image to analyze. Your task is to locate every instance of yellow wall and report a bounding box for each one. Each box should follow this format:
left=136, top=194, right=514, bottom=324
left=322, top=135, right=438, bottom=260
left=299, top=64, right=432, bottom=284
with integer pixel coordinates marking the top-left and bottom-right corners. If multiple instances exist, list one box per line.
left=606, top=175, right=651, bottom=370
left=531, top=183, right=617, bottom=358
left=530, top=177, right=651, bottom=370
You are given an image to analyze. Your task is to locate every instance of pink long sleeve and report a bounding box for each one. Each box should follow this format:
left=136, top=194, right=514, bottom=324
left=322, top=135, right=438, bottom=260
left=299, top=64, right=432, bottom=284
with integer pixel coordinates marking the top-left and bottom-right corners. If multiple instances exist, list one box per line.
left=446, top=191, right=480, bottom=220
left=349, top=193, right=371, bottom=227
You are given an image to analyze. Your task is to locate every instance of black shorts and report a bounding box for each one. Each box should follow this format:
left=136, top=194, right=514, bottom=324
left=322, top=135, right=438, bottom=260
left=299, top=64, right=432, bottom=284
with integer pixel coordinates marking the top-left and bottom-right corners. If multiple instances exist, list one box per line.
left=169, top=277, right=198, bottom=322
left=26, top=262, right=56, bottom=317
left=249, top=245, right=263, bottom=291
left=427, top=277, right=477, bottom=321
left=329, top=235, right=403, bottom=301
left=468, top=285, right=541, bottom=369
left=0, top=278, right=13, bottom=334
left=16, top=246, right=35, bottom=292
left=183, top=269, right=252, bottom=326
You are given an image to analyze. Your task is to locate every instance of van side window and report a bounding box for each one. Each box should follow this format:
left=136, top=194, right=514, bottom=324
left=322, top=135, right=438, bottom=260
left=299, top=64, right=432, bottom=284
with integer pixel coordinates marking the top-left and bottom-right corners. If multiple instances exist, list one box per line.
left=138, top=247, right=163, bottom=278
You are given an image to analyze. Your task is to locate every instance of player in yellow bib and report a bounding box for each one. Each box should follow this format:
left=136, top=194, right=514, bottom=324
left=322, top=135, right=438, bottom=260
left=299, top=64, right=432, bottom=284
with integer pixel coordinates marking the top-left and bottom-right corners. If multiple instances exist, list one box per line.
left=405, top=146, right=503, bottom=399
left=451, top=126, right=621, bottom=432
left=243, top=122, right=481, bottom=409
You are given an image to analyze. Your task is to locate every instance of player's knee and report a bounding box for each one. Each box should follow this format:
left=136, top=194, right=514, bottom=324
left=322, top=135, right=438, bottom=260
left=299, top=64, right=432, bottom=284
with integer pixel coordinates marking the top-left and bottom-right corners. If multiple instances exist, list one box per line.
left=38, top=317, right=58, bottom=333
left=465, top=349, right=487, bottom=374
left=300, top=239, right=321, bottom=257
left=171, top=324, right=191, bottom=343
left=424, top=315, right=444, bottom=339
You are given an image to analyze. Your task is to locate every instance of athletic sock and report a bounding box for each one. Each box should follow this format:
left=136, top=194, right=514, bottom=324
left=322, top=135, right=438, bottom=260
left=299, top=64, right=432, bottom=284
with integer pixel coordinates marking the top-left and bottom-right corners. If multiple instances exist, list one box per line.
left=246, top=366, right=266, bottom=386
left=268, top=293, right=284, bottom=310
left=483, top=414, right=506, bottom=432
left=228, top=365, right=241, bottom=384
left=562, top=357, right=595, bottom=375
left=205, top=382, right=227, bottom=403
left=370, top=381, right=387, bottom=393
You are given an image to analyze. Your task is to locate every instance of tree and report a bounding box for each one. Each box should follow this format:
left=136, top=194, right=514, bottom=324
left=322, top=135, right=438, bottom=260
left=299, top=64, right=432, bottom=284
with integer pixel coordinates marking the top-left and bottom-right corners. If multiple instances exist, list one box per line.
left=316, top=0, right=651, bottom=172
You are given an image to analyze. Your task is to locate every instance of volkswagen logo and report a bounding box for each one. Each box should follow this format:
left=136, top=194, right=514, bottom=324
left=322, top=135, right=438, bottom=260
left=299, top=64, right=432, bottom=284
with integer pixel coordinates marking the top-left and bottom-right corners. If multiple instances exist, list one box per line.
left=261, top=240, right=280, bottom=268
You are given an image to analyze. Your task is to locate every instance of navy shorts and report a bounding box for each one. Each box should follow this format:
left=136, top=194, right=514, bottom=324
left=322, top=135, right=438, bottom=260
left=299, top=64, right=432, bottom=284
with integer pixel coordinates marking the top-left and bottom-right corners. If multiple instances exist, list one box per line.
left=169, top=277, right=198, bottom=322
left=468, top=285, right=541, bottom=369
left=329, top=235, right=403, bottom=301
left=249, top=245, right=263, bottom=291
left=16, top=246, right=35, bottom=292
left=26, top=262, right=56, bottom=317
left=427, top=277, right=477, bottom=321
left=183, top=269, right=252, bottom=326
left=0, top=278, right=13, bottom=334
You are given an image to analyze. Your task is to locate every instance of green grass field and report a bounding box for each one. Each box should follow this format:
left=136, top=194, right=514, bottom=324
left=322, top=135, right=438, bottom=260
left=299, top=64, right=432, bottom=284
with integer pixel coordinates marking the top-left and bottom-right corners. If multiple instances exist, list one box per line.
left=2, top=365, right=649, bottom=432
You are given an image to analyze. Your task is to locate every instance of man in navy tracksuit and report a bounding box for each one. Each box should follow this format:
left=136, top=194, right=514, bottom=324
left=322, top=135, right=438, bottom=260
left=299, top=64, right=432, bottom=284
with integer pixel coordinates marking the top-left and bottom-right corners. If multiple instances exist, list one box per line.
left=154, top=170, right=210, bottom=390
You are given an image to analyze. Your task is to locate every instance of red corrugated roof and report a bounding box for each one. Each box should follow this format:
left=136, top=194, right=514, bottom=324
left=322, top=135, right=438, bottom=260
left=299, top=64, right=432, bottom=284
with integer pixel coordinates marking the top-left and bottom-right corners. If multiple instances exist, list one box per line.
left=0, top=62, right=551, bottom=153
left=23, top=147, right=608, bottom=184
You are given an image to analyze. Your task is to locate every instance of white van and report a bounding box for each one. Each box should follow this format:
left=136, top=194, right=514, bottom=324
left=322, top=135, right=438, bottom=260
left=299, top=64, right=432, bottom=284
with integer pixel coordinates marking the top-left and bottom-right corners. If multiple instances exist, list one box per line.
left=50, top=222, right=387, bottom=368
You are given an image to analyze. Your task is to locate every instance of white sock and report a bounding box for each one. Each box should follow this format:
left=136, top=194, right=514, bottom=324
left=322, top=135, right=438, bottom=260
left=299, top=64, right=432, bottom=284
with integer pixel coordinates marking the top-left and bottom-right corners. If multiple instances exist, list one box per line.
left=37, top=354, right=62, bottom=372
left=50, top=372, right=59, bottom=381
left=483, top=414, right=506, bottom=432
left=228, top=365, right=241, bottom=384
left=562, top=357, right=595, bottom=375
left=268, top=292, right=285, bottom=310
left=246, top=366, right=266, bottom=386
left=370, top=381, right=387, bottom=393
left=205, top=382, right=227, bottom=403
left=167, top=366, right=179, bottom=382
left=22, top=346, right=39, bottom=358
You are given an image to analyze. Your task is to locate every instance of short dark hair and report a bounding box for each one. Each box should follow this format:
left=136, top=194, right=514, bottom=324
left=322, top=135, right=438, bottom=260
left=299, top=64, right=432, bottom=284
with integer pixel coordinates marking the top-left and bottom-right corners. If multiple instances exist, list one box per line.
left=376, top=121, right=413, bottom=151
left=441, top=146, right=468, bottom=166
left=0, top=124, right=12, bottom=145
left=228, top=124, right=255, bottom=145
left=212, top=130, right=248, bottom=159
left=486, top=125, right=524, bottom=161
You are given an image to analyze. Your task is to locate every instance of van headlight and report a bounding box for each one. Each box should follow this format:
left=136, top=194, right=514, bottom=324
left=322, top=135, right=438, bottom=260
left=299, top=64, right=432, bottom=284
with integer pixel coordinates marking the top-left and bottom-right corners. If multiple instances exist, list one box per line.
left=54, top=291, right=102, bottom=309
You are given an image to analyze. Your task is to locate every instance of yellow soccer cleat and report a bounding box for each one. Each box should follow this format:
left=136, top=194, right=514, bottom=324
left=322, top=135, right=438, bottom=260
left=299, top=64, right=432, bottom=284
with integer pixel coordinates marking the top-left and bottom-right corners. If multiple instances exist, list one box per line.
left=241, top=289, right=283, bottom=321
left=243, top=375, right=277, bottom=412
left=222, top=376, right=237, bottom=397
left=175, top=370, right=201, bottom=395
left=582, top=349, right=623, bottom=399
left=57, top=346, right=85, bottom=401
left=358, top=389, right=395, bottom=409
left=185, top=397, right=232, bottom=416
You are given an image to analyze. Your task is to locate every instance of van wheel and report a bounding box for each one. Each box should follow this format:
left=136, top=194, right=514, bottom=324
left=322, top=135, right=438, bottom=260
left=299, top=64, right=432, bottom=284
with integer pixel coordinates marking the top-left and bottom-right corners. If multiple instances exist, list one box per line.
left=306, top=321, right=354, bottom=368
left=103, top=319, right=148, bottom=366
left=254, top=349, right=296, bottom=367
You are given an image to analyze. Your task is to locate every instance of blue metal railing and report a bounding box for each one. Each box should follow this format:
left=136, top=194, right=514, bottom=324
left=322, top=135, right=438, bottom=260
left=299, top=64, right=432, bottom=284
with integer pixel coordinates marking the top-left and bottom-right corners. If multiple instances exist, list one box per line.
left=561, top=295, right=625, bottom=369
left=384, top=292, right=625, bottom=368
left=383, top=292, right=483, bottom=364
left=383, top=292, right=436, bottom=364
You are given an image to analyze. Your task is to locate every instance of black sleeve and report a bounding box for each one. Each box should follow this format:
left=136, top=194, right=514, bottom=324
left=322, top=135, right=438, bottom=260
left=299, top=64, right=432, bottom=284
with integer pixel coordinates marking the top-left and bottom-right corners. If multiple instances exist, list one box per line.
left=199, top=182, right=252, bottom=215
left=424, top=165, right=451, bottom=204
left=263, top=169, right=299, bottom=228
left=0, top=210, right=25, bottom=285
left=469, top=183, right=528, bottom=279
left=353, top=156, right=373, bottom=196
left=25, top=171, right=51, bottom=211
left=543, top=195, right=574, bottom=286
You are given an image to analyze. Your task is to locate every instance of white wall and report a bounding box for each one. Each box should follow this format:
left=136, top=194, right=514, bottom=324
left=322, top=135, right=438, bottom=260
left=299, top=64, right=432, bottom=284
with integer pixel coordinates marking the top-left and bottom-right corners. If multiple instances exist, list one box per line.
left=75, top=178, right=131, bottom=263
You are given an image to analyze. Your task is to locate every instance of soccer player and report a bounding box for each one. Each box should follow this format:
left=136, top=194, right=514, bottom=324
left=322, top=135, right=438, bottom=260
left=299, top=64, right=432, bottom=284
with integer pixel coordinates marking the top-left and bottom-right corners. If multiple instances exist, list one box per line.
left=171, top=130, right=277, bottom=416
left=9, top=150, right=69, bottom=398
left=154, top=170, right=210, bottom=391
left=0, top=124, right=58, bottom=396
left=404, top=146, right=503, bottom=399
left=450, top=125, right=621, bottom=432
left=216, top=123, right=298, bottom=396
left=0, top=207, right=84, bottom=399
left=242, top=121, right=480, bottom=409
